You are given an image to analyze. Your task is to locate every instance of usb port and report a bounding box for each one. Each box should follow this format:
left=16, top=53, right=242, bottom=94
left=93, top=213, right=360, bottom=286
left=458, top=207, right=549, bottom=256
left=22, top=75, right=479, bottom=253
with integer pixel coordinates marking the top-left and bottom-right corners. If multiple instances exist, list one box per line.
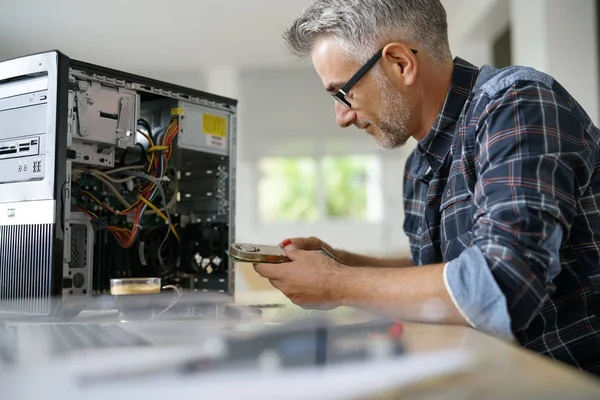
left=19, top=147, right=30, bottom=152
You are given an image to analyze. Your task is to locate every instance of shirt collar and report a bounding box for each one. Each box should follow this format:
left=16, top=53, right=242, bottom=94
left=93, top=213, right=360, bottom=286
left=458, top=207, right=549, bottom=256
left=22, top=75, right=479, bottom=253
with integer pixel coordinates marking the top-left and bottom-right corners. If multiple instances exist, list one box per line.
left=413, top=57, right=479, bottom=176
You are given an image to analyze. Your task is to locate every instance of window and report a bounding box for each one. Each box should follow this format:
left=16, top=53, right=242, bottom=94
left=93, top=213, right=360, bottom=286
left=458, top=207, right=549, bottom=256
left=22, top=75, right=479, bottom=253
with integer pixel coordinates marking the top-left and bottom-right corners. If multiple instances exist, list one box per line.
left=257, top=155, right=382, bottom=223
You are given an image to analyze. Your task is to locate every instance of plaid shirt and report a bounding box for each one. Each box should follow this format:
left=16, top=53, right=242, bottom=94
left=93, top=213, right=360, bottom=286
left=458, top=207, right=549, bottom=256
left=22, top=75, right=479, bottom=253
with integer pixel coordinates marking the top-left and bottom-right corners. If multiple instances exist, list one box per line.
left=403, top=58, right=600, bottom=375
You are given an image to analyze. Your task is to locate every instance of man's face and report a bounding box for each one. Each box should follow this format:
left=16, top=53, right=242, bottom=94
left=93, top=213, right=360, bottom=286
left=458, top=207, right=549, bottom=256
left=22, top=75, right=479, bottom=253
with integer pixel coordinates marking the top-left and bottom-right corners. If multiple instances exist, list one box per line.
left=311, top=38, right=413, bottom=149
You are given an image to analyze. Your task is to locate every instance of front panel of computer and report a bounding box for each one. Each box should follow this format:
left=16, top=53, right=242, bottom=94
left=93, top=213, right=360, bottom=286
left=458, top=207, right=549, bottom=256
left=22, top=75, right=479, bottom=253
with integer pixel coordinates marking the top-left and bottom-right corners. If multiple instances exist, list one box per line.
left=0, top=51, right=69, bottom=315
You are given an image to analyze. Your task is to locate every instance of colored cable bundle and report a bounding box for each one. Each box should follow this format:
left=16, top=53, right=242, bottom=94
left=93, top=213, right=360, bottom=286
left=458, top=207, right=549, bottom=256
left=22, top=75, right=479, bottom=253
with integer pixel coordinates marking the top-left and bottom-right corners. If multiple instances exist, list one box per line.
left=74, top=118, right=180, bottom=251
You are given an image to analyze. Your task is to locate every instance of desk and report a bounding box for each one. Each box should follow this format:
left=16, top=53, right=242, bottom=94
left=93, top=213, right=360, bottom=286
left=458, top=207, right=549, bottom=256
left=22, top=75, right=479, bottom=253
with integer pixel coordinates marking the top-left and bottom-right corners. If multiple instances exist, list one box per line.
left=6, top=289, right=599, bottom=399
left=397, top=323, right=600, bottom=399
left=236, top=289, right=600, bottom=399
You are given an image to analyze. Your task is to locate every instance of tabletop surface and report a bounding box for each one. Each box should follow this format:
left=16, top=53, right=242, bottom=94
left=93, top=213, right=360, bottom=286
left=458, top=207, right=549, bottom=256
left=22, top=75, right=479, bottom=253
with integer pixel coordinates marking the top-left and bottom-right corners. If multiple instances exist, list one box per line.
left=8, top=289, right=598, bottom=399
left=235, top=290, right=600, bottom=399
left=398, top=323, right=600, bottom=399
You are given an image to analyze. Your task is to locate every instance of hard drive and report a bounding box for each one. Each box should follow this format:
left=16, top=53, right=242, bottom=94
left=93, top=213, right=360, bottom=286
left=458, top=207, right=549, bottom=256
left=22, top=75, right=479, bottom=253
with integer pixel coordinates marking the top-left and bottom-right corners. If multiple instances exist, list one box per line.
left=228, top=243, right=338, bottom=264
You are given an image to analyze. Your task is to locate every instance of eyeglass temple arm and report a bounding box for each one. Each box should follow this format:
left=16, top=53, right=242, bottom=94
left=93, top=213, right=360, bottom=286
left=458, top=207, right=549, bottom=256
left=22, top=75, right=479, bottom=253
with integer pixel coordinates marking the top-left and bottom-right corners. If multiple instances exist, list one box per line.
left=339, top=48, right=418, bottom=94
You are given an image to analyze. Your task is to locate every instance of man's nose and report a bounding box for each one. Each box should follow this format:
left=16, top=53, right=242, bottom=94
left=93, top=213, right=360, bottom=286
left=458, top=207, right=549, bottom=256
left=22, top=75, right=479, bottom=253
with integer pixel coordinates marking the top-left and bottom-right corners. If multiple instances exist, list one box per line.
left=335, top=101, right=357, bottom=128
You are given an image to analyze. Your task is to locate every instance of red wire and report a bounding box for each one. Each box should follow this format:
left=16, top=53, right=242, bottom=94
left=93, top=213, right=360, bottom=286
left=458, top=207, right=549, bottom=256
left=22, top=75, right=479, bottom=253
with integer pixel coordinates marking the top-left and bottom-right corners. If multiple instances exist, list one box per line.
left=76, top=120, right=180, bottom=249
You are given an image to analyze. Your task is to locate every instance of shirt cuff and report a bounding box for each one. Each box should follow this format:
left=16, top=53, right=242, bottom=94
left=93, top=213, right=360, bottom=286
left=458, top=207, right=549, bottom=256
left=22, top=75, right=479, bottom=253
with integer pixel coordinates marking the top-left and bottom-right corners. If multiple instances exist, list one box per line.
left=443, top=246, right=515, bottom=342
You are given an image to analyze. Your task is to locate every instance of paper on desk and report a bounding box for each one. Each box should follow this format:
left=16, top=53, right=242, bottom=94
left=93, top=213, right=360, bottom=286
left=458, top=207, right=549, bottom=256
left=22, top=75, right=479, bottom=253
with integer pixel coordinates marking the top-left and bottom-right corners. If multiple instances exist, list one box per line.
left=2, top=347, right=476, bottom=400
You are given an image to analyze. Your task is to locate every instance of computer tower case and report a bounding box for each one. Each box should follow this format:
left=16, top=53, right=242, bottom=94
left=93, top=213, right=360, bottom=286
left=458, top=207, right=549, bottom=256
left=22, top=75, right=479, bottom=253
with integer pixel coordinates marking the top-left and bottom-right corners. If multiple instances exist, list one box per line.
left=0, top=50, right=237, bottom=316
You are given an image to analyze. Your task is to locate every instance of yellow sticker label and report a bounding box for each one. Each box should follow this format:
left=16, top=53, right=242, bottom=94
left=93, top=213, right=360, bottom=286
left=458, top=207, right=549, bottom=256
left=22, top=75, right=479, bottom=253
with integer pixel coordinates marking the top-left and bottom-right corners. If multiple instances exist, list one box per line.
left=202, top=114, right=228, bottom=137
left=170, top=107, right=185, bottom=116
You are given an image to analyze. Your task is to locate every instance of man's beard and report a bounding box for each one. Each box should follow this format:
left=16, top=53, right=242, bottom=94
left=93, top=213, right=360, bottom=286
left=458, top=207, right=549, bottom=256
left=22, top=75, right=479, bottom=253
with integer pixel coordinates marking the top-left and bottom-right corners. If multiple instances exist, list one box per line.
left=367, top=73, right=412, bottom=149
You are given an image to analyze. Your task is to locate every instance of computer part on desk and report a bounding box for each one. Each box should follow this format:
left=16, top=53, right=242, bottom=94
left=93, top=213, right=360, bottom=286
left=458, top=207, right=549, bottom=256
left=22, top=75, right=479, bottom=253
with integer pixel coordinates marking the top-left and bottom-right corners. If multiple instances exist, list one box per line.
left=0, top=292, right=255, bottom=364
left=0, top=50, right=238, bottom=316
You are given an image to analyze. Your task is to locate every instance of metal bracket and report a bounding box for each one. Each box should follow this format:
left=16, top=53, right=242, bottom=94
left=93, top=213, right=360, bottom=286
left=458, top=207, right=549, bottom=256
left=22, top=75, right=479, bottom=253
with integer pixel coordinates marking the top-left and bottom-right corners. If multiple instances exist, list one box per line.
left=75, top=91, right=90, bottom=137
left=70, top=141, right=115, bottom=167
left=116, top=97, right=133, bottom=149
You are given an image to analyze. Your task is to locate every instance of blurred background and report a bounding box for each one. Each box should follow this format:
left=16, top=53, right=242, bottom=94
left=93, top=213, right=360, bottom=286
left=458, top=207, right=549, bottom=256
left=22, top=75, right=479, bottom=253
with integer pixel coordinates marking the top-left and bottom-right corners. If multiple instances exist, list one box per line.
left=1, top=0, right=598, bottom=293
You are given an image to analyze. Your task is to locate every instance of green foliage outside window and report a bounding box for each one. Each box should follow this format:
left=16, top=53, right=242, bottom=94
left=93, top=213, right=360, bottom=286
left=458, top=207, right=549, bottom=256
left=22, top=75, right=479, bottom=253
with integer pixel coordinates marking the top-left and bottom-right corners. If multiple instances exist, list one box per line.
left=258, top=157, right=318, bottom=222
left=258, top=155, right=377, bottom=223
left=322, top=155, right=369, bottom=219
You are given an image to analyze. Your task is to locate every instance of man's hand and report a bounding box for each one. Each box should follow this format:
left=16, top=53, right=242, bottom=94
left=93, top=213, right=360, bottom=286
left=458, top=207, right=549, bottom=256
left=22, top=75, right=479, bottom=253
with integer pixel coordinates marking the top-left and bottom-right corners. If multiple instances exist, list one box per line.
left=255, top=244, right=466, bottom=325
left=254, top=244, right=342, bottom=309
left=278, top=236, right=413, bottom=268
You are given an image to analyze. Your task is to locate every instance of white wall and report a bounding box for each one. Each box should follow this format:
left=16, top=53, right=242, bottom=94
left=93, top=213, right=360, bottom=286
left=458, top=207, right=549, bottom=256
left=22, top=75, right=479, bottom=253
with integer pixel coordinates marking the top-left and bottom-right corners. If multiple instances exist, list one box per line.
left=446, top=0, right=510, bottom=66
left=449, top=0, right=599, bottom=124
left=510, top=0, right=599, bottom=124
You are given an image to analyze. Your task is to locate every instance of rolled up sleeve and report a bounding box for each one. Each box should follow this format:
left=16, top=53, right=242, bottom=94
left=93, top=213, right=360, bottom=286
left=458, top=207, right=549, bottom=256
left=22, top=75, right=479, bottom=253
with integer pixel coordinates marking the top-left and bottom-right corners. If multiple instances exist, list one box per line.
left=443, top=246, right=515, bottom=341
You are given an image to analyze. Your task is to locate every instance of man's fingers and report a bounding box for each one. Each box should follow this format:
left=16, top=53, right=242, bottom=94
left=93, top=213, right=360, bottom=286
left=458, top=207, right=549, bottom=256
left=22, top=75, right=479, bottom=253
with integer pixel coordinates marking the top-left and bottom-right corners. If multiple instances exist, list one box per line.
left=253, top=262, right=281, bottom=279
left=279, top=236, right=322, bottom=251
left=283, top=245, right=323, bottom=262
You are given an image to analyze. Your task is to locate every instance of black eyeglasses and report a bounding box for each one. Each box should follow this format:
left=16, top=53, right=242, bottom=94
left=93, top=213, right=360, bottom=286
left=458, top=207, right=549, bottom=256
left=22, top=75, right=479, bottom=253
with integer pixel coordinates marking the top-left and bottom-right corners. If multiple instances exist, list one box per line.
left=330, top=48, right=418, bottom=108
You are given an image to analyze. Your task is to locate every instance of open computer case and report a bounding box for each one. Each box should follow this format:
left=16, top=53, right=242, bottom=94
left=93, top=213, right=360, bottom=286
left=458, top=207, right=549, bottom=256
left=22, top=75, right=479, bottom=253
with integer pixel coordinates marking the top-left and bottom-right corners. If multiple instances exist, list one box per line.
left=0, top=50, right=237, bottom=316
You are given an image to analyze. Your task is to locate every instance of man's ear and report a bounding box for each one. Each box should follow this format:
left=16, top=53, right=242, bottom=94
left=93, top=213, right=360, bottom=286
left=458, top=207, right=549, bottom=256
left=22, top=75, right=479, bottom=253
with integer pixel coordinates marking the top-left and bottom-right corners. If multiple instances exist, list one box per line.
left=380, top=43, right=418, bottom=86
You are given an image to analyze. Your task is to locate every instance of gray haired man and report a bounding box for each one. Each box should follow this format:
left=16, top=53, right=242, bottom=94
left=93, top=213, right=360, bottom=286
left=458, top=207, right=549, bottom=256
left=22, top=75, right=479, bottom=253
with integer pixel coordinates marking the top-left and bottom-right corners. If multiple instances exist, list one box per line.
left=254, top=0, right=600, bottom=376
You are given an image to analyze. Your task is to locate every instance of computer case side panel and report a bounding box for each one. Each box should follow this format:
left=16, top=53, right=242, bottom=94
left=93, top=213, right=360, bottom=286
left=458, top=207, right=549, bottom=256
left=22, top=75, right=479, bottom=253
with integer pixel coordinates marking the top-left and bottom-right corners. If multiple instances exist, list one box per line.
left=53, top=52, right=70, bottom=303
left=227, top=108, right=237, bottom=295
left=0, top=51, right=69, bottom=315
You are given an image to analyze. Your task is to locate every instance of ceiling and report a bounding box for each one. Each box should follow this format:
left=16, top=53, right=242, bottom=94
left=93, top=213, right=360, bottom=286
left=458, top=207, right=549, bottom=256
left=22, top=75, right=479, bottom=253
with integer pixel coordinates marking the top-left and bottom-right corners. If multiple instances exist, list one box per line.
left=0, top=0, right=315, bottom=74
left=0, top=0, right=459, bottom=77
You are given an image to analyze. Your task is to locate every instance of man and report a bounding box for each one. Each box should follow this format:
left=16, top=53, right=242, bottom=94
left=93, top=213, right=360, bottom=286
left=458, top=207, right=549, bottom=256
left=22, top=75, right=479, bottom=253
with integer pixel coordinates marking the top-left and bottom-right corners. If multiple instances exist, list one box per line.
left=253, top=0, right=600, bottom=375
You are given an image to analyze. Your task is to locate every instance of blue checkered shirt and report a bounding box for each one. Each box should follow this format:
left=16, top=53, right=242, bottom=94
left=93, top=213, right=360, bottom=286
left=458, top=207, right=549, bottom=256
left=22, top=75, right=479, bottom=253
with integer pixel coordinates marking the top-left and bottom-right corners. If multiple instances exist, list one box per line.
left=403, top=57, right=600, bottom=375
